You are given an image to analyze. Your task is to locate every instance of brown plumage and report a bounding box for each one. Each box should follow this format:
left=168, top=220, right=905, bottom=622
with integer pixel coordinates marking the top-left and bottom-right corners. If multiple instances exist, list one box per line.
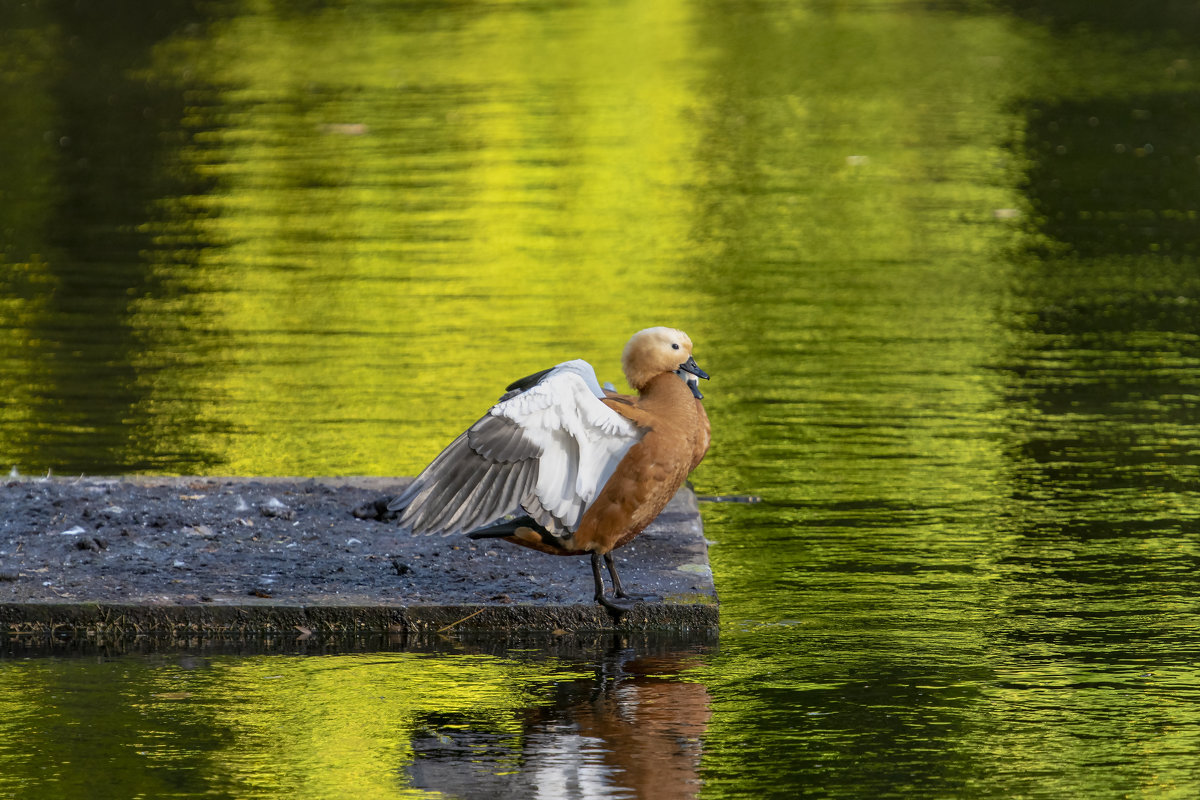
left=388, top=327, right=711, bottom=616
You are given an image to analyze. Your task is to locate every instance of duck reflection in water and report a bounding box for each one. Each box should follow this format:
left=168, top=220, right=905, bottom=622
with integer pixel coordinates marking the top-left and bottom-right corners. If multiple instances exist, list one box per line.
left=407, top=638, right=712, bottom=799
left=390, top=327, right=711, bottom=617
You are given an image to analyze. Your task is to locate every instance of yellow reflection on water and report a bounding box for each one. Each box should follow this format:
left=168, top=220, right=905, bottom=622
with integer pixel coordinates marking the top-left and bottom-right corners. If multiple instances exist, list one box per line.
left=201, top=654, right=553, bottom=799
left=129, top=0, right=708, bottom=476
left=0, top=644, right=711, bottom=800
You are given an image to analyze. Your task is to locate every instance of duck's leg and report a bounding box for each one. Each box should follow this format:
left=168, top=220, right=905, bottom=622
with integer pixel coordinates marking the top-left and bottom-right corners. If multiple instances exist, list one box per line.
left=591, top=551, right=632, bottom=619
left=604, top=552, right=659, bottom=601
left=604, top=552, right=634, bottom=598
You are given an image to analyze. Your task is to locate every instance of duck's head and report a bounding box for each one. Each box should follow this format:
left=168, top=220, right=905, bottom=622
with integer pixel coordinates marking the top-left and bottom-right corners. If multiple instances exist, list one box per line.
left=621, top=327, right=710, bottom=392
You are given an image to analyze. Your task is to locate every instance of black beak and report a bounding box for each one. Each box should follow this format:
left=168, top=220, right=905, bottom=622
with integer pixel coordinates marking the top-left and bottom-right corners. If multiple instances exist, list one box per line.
left=678, top=356, right=710, bottom=381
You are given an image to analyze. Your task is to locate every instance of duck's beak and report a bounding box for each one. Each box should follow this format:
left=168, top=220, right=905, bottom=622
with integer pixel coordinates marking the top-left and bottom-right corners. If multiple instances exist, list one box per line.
left=678, top=356, right=710, bottom=381
left=677, top=356, right=709, bottom=399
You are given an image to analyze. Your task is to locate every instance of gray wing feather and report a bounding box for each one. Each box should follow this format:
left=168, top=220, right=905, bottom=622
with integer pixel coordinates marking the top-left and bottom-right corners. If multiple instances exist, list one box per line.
left=521, top=492, right=560, bottom=534
left=389, top=415, right=547, bottom=536
left=467, top=415, right=539, bottom=463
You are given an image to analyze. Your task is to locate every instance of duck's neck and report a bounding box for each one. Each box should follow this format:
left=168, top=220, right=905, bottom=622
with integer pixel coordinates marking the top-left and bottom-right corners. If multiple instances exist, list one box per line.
left=637, top=372, right=696, bottom=408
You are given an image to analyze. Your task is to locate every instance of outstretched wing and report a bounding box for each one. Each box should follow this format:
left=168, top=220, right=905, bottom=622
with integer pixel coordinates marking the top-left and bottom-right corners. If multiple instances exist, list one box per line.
left=389, top=359, right=643, bottom=536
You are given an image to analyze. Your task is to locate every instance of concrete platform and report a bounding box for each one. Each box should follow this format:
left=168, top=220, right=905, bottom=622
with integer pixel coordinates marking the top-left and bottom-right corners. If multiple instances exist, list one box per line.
left=0, top=477, right=718, bottom=641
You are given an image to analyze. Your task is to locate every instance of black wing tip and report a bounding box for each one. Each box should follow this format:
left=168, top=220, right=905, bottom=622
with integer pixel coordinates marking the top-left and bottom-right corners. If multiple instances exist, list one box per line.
left=467, top=515, right=560, bottom=547
left=467, top=515, right=536, bottom=539
left=504, top=367, right=554, bottom=395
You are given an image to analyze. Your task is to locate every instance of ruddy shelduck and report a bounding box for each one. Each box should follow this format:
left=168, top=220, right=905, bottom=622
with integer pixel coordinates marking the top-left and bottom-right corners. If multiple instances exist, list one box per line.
left=389, top=326, right=711, bottom=616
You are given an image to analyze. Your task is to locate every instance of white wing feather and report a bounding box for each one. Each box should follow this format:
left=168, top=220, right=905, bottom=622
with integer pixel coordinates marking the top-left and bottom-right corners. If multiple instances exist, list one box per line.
left=391, top=359, right=642, bottom=535
left=494, top=363, right=640, bottom=528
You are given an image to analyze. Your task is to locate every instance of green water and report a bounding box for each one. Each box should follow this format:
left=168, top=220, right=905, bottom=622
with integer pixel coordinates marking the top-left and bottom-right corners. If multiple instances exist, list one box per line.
left=4, top=1, right=1200, bottom=798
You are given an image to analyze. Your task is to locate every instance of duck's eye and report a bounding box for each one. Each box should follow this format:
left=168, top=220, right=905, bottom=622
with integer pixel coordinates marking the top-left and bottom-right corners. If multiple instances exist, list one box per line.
left=671, top=343, right=680, bottom=350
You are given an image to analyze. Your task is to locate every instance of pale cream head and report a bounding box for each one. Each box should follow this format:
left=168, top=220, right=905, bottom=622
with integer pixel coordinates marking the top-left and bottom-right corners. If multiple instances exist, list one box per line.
left=621, top=326, right=696, bottom=390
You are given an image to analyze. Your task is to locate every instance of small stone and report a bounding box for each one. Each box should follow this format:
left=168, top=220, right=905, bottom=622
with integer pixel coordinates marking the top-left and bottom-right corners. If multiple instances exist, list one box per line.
left=259, top=498, right=295, bottom=520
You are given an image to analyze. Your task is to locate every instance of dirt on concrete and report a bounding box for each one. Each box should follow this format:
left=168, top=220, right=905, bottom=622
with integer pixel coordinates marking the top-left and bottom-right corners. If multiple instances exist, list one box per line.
left=0, top=476, right=718, bottom=639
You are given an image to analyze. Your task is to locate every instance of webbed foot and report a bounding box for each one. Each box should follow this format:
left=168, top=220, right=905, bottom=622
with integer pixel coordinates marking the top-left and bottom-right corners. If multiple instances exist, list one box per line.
left=592, top=552, right=640, bottom=622
left=596, top=593, right=635, bottom=620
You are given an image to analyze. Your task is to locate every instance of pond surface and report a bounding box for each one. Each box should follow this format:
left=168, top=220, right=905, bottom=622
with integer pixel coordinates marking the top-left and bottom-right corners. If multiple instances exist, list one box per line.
left=4, top=0, right=1200, bottom=798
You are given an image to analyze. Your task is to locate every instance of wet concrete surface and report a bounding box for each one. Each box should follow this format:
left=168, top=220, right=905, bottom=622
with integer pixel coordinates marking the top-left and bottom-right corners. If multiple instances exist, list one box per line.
left=0, top=477, right=718, bottom=640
